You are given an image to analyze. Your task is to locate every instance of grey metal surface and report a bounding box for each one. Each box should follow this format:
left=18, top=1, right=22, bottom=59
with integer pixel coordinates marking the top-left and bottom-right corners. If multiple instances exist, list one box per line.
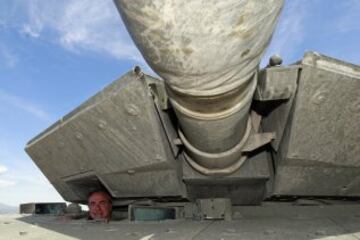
left=148, top=79, right=181, bottom=158
left=272, top=52, right=360, bottom=196
left=196, top=198, right=232, bottom=220
left=25, top=50, right=360, bottom=203
left=182, top=150, right=271, bottom=205
left=259, top=65, right=299, bottom=150
left=254, top=65, right=299, bottom=101
left=2, top=203, right=360, bottom=239
left=26, top=70, right=184, bottom=203
left=261, top=96, right=297, bottom=151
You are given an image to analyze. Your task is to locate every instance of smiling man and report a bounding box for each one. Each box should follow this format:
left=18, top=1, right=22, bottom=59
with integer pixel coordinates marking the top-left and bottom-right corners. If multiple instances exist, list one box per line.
left=88, top=191, right=113, bottom=221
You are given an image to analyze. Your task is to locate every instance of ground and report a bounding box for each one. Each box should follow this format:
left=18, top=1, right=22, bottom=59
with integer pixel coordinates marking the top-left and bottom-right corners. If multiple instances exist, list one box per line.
left=1, top=202, right=360, bottom=240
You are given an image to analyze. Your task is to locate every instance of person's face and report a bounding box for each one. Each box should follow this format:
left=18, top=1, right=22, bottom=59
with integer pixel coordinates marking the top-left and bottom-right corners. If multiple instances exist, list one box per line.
left=88, top=192, right=112, bottom=220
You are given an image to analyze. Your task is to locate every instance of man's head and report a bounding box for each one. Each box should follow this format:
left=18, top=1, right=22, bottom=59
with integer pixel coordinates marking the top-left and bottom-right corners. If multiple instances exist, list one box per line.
left=88, top=191, right=112, bottom=221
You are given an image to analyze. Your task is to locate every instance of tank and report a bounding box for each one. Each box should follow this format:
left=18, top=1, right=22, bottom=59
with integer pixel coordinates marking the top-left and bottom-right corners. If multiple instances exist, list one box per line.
left=23, top=0, right=360, bottom=223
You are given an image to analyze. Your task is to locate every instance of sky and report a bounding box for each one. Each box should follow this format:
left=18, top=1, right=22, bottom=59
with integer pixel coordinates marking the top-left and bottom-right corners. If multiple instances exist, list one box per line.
left=0, top=0, right=360, bottom=207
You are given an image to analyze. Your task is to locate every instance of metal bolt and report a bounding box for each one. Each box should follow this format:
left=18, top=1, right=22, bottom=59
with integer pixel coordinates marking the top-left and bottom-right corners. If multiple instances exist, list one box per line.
left=166, top=229, right=176, bottom=233
left=268, top=54, right=283, bottom=67
left=263, top=229, right=276, bottom=235
left=155, top=154, right=162, bottom=161
left=173, top=138, right=183, bottom=146
left=19, top=231, right=28, bottom=236
left=133, top=66, right=142, bottom=76
left=226, top=228, right=236, bottom=233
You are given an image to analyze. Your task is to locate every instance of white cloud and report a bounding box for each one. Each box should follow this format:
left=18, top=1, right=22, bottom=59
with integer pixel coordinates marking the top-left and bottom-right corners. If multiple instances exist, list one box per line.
left=0, top=180, right=16, bottom=188
left=0, top=164, right=16, bottom=189
left=0, top=165, right=8, bottom=174
left=0, top=90, right=51, bottom=122
left=0, top=151, right=62, bottom=205
left=20, top=0, right=143, bottom=63
left=0, top=167, right=62, bottom=205
left=0, top=44, right=18, bottom=68
left=20, top=24, right=40, bottom=38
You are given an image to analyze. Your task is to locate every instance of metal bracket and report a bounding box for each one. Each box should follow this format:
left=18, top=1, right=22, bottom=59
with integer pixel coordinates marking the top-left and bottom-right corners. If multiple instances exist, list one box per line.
left=185, top=198, right=232, bottom=221
left=254, top=66, right=299, bottom=101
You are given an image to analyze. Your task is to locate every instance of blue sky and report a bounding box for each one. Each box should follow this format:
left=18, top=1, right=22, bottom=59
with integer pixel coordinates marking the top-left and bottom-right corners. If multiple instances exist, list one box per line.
left=0, top=0, right=360, bottom=207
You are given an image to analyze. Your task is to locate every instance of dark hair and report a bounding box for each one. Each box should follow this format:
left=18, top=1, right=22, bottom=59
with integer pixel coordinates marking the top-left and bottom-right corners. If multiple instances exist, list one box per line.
left=87, top=190, right=112, bottom=204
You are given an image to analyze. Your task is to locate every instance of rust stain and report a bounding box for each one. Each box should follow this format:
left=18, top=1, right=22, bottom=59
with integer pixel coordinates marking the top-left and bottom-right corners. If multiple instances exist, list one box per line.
left=237, top=15, right=245, bottom=26
left=182, top=47, right=194, bottom=56
left=229, top=29, right=254, bottom=39
left=241, top=49, right=250, bottom=58
left=242, top=29, right=253, bottom=39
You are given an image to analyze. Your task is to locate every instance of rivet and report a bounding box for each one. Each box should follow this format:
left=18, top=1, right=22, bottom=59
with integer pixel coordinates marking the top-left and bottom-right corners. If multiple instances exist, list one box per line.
left=284, top=86, right=291, bottom=94
left=125, top=104, right=140, bottom=116
left=263, top=229, right=276, bottom=235
left=75, top=132, right=83, bottom=140
left=350, top=100, right=360, bottom=112
left=59, top=141, right=65, bottom=148
left=166, top=229, right=176, bottom=233
left=98, top=120, right=107, bottom=130
left=312, top=91, right=328, bottom=105
left=315, top=230, right=326, bottom=236
left=155, top=154, right=162, bottom=161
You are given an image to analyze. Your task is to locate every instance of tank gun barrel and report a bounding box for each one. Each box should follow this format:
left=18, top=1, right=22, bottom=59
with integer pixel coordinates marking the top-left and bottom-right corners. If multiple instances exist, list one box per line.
left=114, top=0, right=284, bottom=175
